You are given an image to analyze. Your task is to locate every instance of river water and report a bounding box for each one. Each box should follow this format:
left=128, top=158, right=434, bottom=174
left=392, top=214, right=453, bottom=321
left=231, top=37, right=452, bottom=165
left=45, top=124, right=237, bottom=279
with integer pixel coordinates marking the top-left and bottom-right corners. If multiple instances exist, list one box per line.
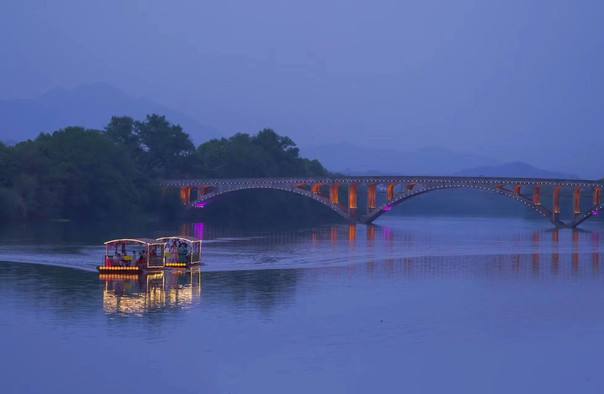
left=1, top=216, right=604, bottom=393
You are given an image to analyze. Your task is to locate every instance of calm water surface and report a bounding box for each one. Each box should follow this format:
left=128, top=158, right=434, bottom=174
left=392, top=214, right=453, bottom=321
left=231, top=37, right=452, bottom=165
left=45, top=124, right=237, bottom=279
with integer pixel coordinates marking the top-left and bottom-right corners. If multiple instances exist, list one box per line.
left=1, top=216, right=604, bottom=393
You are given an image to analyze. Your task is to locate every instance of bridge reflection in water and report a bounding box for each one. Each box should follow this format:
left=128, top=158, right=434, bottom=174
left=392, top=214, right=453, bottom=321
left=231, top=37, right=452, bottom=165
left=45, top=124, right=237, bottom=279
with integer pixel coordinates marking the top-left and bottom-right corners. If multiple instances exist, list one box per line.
left=303, top=224, right=603, bottom=280
left=101, top=268, right=201, bottom=315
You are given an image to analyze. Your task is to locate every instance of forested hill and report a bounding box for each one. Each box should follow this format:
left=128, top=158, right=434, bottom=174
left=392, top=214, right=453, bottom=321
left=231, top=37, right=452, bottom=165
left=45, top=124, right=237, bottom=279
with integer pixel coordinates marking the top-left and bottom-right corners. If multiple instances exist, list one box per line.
left=0, top=114, right=329, bottom=222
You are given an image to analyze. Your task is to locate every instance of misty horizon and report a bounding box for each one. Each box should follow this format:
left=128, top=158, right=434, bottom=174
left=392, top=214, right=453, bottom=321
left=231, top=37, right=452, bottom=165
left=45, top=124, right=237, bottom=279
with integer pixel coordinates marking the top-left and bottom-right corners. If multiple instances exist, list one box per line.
left=1, top=1, right=602, bottom=178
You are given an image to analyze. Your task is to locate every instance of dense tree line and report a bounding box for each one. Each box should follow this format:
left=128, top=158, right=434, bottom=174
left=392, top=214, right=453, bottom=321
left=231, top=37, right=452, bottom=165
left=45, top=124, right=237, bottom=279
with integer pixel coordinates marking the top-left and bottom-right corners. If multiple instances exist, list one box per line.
left=0, top=114, right=332, bottom=223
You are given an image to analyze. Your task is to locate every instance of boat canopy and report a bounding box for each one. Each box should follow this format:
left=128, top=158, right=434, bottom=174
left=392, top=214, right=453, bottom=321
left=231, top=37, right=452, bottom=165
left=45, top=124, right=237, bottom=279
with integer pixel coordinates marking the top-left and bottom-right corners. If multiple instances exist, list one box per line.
left=104, top=238, right=163, bottom=246
left=104, top=238, right=165, bottom=269
left=156, top=236, right=202, bottom=243
left=157, top=236, right=202, bottom=265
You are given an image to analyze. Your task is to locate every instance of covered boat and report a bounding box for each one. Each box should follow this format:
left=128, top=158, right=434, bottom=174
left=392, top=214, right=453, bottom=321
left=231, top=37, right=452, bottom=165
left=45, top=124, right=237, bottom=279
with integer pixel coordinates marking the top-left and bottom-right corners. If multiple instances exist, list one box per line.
left=99, top=238, right=166, bottom=274
left=156, top=236, right=202, bottom=267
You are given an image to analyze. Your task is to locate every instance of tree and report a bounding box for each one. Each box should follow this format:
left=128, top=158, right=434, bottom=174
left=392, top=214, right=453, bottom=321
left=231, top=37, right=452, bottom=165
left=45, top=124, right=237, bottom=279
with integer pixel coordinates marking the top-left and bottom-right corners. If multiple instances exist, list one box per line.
left=105, top=114, right=196, bottom=178
left=1, top=127, right=158, bottom=221
left=0, top=115, right=333, bottom=224
left=196, top=128, right=329, bottom=178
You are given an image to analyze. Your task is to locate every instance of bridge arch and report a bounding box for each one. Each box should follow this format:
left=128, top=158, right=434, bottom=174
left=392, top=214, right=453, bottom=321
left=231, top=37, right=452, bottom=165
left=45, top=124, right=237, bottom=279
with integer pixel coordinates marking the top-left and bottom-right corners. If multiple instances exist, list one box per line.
left=160, top=177, right=604, bottom=228
left=189, top=184, right=350, bottom=221
left=363, top=184, right=562, bottom=226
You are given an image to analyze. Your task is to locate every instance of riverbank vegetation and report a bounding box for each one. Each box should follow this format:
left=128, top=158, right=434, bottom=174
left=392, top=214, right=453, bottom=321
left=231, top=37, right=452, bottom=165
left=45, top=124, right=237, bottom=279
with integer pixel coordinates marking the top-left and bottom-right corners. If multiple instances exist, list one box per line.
left=0, top=114, right=332, bottom=223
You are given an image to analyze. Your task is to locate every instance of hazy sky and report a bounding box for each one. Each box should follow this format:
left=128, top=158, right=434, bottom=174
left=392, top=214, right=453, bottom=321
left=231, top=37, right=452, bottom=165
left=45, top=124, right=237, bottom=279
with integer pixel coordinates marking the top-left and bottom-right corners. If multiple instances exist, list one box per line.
left=1, top=1, right=603, bottom=175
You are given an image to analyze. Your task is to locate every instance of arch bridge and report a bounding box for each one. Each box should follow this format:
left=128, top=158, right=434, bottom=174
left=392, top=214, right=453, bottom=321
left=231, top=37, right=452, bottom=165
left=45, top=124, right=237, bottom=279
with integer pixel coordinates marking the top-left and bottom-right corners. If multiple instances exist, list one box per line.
left=160, top=176, right=604, bottom=228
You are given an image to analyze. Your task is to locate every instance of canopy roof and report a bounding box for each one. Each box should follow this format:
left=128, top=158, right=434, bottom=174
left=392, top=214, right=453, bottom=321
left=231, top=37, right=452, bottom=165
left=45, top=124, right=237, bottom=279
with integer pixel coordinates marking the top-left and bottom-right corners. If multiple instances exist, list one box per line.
left=156, top=236, right=202, bottom=242
left=104, top=238, right=164, bottom=245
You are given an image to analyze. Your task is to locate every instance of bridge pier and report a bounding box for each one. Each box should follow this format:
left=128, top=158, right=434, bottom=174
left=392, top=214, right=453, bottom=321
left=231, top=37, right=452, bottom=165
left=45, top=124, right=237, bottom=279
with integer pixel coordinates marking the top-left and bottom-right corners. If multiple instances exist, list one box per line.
left=330, top=184, right=341, bottom=204
left=368, top=183, right=377, bottom=210
left=553, top=186, right=562, bottom=219
left=180, top=187, right=191, bottom=205
left=534, top=186, right=542, bottom=205
left=573, top=187, right=582, bottom=220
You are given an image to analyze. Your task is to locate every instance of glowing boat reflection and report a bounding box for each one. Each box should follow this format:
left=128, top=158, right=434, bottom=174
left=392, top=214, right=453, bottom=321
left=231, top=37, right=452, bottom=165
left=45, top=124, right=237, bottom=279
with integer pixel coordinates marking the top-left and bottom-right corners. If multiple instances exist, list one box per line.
left=102, top=268, right=202, bottom=315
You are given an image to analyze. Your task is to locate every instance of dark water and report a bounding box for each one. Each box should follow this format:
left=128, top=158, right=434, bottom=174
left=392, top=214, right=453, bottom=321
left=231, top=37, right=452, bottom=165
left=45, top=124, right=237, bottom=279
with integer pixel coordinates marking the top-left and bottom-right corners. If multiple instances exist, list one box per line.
left=1, top=216, right=604, bottom=393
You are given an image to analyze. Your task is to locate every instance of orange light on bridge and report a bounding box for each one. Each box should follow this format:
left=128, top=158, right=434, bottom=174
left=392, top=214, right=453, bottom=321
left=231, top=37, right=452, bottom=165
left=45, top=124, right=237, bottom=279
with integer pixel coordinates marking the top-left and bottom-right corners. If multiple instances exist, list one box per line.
left=407, top=182, right=418, bottom=191
left=199, top=185, right=213, bottom=196
left=574, top=187, right=582, bottom=214
left=387, top=183, right=399, bottom=201
left=514, top=185, right=525, bottom=195
left=180, top=187, right=191, bottom=205
left=368, top=183, right=378, bottom=209
left=330, top=184, right=341, bottom=204
left=349, top=184, right=358, bottom=209
left=534, top=186, right=543, bottom=205
left=553, top=186, right=562, bottom=214
left=595, top=188, right=602, bottom=207
left=312, top=184, right=324, bottom=195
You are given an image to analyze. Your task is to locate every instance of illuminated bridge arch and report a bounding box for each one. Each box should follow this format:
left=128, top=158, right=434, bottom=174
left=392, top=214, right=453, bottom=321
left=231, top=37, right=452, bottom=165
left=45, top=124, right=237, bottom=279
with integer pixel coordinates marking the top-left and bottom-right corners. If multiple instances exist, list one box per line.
left=160, top=177, right=604, bottom=228
left=362, top=184, right=563, bottom=226
left=189, top=183, right=350, bottom=221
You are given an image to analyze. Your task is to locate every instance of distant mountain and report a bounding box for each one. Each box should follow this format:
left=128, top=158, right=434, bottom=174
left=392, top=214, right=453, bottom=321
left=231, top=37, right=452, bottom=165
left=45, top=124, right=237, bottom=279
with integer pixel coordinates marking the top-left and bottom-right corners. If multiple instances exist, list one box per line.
left=0, top=83, right=221, bottom=144
left=300, top=143, right=501, bottom=175
left=300, top=143, right=581, bottom=179
left=453, top=161, right=579, bottom=179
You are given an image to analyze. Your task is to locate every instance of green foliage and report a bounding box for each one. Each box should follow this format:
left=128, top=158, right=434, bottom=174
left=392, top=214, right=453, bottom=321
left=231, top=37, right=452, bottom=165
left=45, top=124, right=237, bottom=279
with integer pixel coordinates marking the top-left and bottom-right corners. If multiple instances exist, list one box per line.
left=192, top=128, right=334, bottom=223
left=0, top=115, right=332, bottom=223
left=105, top=114, right=195, bottom=177
left=1, top=126, right=157, bottom=221
left=196, top=128, right=328, bottom=178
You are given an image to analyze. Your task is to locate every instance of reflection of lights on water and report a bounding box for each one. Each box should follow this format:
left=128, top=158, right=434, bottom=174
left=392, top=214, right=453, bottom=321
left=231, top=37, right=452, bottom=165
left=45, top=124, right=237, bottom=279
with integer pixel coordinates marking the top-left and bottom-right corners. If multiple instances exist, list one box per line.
left=103, top=270, right=202, bottom=315
left=194, top=223, right=204, bottom=240
left=383, top=227, right=392, bottom=241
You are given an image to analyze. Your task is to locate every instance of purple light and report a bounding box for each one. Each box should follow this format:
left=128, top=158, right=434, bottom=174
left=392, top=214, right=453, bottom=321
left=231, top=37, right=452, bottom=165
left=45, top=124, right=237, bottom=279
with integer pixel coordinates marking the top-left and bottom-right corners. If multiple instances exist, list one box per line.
left=194, top=223, right=204, bottom=239
left=194, top=202, right=207, bottom=208
left=383, top=206, right=392, bottom=211
left=594, top=210, right=599, bottom=215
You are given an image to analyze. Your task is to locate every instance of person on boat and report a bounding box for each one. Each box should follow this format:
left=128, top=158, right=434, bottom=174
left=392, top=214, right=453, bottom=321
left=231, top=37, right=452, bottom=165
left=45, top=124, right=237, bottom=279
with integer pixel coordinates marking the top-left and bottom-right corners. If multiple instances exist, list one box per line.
left=136, top=251, right=145, bottom=267
left=179, top=242, right=189, bottom=264
left=112, top=252, right=120, bottom=267
left=170, top=241, right=178, bottom=264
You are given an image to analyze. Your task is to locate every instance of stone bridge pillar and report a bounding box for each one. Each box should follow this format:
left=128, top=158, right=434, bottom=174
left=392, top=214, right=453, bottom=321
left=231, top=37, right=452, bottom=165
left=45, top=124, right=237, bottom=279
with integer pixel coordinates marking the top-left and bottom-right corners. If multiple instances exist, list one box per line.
left=534, top=186, right=543, bottom=205
left=348, top=184, right=359, bottom=222
left=367, top=183, right=378, bottom=210
left=573, top=187, right=582, bottom=219
left=553, top=186, right=562, bottom=223
left=330, top=184, right=341, bottom=204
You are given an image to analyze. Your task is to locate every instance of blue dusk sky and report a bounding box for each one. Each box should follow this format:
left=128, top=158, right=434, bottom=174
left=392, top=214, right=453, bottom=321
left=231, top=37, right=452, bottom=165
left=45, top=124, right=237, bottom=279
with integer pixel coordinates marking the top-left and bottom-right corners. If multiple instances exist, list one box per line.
left=1, top=1, right=602, bottom=176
